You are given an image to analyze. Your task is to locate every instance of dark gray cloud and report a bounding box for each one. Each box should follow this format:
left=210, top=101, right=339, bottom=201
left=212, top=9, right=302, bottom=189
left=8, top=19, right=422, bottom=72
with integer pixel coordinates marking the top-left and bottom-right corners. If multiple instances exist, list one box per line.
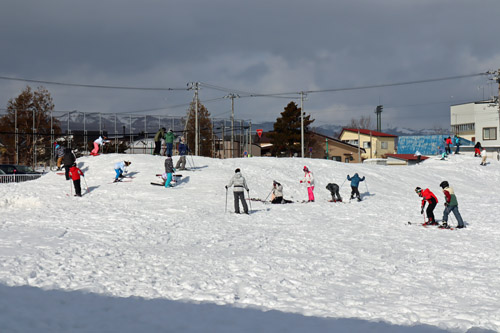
left=1, top=0, right=499, bottom=130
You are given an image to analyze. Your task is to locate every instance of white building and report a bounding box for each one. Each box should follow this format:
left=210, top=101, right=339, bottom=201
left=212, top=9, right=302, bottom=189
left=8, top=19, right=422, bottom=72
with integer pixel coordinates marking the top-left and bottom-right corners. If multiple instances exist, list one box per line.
left=450, top=100, right=500, bottom=147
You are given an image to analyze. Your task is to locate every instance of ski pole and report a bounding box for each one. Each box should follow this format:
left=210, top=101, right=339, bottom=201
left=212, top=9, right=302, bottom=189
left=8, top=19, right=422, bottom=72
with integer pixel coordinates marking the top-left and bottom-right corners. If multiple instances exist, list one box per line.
left=364, top=180, right=369, bottom=194
left=339, top=179, right=347, bottom=190
left=83, top=176, right=89, bottom=195
left=263, top=188, right=273, bottom=203
left=70, top=180, right=72, bottom=197
left=190, top=154, right=196, bottom=169
left=225, top=187, right=228, bottom=213
left=247, top=189, right=252, bottom=212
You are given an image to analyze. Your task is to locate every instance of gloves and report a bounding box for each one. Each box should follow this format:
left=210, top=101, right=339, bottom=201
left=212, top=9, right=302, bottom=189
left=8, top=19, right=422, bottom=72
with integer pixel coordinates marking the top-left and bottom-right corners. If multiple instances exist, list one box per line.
left=444, top=203, right=448, bottom=207
left=225, top=185, right=228, bottom=189
left=307, top=181, right=311, bottom=184
left=300, top=180, right=303, bottom=183
left=420, top=209, right=424, bottom=214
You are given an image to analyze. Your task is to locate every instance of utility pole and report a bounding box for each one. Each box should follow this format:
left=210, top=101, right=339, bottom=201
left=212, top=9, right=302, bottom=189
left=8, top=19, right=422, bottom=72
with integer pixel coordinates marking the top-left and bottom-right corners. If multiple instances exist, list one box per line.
left=300, top=92, right=306, bottom=158
left=187, top=82, right=200, bottom=156
left=224, top=93, right=239, bottom=158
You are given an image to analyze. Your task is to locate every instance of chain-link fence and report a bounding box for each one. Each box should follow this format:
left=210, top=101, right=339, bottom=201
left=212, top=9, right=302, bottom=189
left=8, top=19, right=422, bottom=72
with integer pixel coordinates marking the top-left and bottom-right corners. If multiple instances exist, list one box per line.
left=0, top=110, right=253, bottom=170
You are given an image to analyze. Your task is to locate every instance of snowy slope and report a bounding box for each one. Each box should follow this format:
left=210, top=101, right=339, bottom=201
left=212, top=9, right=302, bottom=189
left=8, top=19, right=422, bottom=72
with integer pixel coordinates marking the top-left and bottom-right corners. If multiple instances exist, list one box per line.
left=0, top=153, right=499, bottom=333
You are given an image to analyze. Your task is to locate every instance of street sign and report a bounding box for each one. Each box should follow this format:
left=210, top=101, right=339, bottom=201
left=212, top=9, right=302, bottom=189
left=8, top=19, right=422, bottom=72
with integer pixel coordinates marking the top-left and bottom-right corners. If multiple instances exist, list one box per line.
left=256, top=129, right=263, bottom=138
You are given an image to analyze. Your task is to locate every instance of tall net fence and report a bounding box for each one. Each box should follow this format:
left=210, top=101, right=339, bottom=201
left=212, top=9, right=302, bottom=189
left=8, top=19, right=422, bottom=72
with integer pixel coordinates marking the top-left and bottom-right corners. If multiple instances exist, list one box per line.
left=0, top=110, right=252, bottom=169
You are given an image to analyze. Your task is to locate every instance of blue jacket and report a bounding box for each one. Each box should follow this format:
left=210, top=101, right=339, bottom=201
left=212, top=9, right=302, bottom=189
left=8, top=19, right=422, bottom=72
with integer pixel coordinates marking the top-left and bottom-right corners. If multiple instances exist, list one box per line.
left=178, top=142, right=189, bottom=156
left=347, top=173, right=365, bottom=187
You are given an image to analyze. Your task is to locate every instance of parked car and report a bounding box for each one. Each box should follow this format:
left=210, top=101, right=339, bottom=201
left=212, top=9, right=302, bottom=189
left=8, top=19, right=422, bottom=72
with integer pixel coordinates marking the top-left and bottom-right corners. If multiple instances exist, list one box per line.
left=0, top=164, right=43, bottom=175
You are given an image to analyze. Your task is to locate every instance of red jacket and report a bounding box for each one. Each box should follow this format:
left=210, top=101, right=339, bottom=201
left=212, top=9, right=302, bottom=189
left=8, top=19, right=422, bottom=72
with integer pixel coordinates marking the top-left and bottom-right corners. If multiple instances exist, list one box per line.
left=69, top=166, right=83, bottom=181
left=420, top=188, right=438, bottom=207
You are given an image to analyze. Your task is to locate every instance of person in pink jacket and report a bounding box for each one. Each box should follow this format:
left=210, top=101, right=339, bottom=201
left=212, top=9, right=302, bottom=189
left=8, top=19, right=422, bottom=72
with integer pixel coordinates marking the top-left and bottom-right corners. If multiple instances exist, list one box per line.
left=300, top=166, right=315, bottom=202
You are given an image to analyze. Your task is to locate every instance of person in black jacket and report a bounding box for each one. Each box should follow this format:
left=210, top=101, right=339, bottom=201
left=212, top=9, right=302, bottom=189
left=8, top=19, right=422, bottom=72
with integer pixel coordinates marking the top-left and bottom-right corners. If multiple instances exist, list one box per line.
left=62, top=148, right=76, bottom=180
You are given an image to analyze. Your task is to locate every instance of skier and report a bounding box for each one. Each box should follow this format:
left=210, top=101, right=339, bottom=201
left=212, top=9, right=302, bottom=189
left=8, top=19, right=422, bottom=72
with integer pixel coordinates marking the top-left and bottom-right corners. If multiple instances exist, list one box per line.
left=113, top=161, right=131, bottom=182
left=414, top=150, right=422, bottom=164
left=415, top=187, right=438, bottom=225
left=454, top=135, right=461, bottom=154
left=347, top=173, right=365, bottom=201
left=437, top=146, right=447, bottom=160
left=300, top=166, right=315, bottom=202
left=153, top=128, right=166, bottom=155
left=175, top=137, right=189, bottom=170
left=164, top=154, right=175, bottom=188
left=270, top=180, right=293, bottom=204
left=474, top=142, right=482, bottom=157
left=91, top=135, right=107, bottom=156
left=445, top=136, right=452, bottom=155
left=439, top=181, right=465, bottom=229
left=326, top=183, right=342, bottom=202
left=480, top=148, right=487, bottom=166
left=54, top=142, right=65, bottom=171
left=69, top=163, right=84, bottom=197
left=225, top=168, right=249, bottom=214
left=62, top=147, right=76, bottom=180
left=164, top=129, right=176, bottom=157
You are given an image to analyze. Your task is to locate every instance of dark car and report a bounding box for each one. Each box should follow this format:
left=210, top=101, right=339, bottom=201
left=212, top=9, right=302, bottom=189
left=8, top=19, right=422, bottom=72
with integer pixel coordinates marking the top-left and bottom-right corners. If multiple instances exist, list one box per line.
left=0, top=164, right=43, bottom=175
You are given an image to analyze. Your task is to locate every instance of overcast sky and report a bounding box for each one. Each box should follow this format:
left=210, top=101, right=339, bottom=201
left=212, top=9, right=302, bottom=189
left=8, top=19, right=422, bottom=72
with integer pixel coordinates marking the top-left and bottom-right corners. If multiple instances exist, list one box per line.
left=1, top=0, right=499, bottom=131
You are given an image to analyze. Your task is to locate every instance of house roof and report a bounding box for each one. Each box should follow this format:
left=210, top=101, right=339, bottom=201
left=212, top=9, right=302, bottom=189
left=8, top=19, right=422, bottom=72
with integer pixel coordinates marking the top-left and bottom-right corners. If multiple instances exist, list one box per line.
left=311, top=131, right=366, bottom=152
left=385, top=154, right=429, bottom=161
left=340, top=128, right=397, bottom=138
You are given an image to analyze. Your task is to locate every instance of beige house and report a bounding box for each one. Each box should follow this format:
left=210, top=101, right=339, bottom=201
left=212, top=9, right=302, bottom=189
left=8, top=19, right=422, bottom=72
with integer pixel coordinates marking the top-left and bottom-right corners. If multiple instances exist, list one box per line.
left=339, top=128, right=397, bottom=159
left=309, top=132, right=366, bottom=163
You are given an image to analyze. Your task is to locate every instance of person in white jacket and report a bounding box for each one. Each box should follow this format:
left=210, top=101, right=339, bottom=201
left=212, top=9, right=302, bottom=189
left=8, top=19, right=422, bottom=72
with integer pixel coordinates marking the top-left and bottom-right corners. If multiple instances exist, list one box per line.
left=300, top=166, right=315, bottom=202
left=480, top=148, right=487, bottom=166
left=226, top=168, right=249, bottom=214
left=91, top=135, right=107, bottom=156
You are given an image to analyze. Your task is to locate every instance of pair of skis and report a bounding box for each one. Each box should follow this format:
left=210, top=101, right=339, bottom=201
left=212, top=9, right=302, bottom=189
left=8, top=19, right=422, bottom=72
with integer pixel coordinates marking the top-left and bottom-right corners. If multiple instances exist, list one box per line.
left=407, top=221, right=455, bottom=230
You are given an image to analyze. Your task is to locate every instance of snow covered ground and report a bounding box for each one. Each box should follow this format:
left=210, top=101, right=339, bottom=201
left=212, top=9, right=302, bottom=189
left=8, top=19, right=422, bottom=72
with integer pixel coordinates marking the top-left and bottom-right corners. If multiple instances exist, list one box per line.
left=0, top=152, right=499, bottom=333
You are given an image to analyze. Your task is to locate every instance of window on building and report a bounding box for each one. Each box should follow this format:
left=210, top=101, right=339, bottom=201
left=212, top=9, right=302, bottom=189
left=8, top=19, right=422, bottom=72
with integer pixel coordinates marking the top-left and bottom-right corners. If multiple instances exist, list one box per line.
left=363, top=142, right=371, bottom=149
left=483, top=127, right=497, bottom=140
left=380, top=141, right=388, bottom=149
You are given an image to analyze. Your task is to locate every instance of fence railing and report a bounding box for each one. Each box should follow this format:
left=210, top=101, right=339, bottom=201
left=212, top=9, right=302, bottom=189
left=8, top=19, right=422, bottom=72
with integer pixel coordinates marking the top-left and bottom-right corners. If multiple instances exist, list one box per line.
left=0, top=174, right=43, bottom=183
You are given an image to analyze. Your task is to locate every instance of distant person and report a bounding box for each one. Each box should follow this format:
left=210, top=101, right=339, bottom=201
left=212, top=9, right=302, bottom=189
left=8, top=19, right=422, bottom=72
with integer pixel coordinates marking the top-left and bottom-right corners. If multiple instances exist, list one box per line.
left=270, top=180, right=293, bottom=204
left=91, top=135, right=107, bottom=156
left=437, top=146, right=447, bottom=160
left=474, top=142, right=482, bottom=157
left=326, top=183, right=342, bottom=202
left=439, top=181, right=465, bottom=229
left=226, top=168, right=249, bottom=214
left=480, top=148, right=487, bottom=166
left=164, top=154, right=174, bottom=188
left=62, top=147, right=76, bottom=180
left=300, top=166, right=315, bottom=202
left=445, top=136, right=452, bottom=155
left=415, top=186, right=438, bottom=225
left=454, top=135, right=461, bottom=154
left=54, top=142, right=65, bottom=171
left=347, top=173, right=365, bottom=201
left=175, top=137, right=189, bottom=170
left=69, top=163, right=84, bottom=197
left=414, top=150, right=422, bottom=164
left=153, top=128, right=166, bottom=156
left=114, top=161, right=131, bottom=182
left=164, top=129, right=176, bottom=156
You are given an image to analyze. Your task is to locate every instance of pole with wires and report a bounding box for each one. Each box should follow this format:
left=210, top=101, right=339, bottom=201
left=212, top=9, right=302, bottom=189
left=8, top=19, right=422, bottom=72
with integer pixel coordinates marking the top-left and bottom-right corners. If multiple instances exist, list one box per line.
left=225, top=186, right=228, bottom=213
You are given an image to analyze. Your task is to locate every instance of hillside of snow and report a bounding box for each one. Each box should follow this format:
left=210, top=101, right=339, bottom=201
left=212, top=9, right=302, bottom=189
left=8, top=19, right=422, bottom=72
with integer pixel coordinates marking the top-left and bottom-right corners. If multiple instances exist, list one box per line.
left=0, top=153, right=499, bottom=332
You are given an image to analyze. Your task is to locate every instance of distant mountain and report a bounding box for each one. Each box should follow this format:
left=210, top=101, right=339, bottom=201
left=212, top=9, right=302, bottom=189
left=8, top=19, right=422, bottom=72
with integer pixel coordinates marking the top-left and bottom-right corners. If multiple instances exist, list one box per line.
left=252, top=122, right=450, bottom=139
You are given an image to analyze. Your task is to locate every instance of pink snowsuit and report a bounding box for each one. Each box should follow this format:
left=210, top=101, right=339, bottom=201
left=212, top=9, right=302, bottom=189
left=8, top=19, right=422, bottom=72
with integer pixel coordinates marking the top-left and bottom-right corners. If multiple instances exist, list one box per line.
left=301, top=170, right=315, bottom=202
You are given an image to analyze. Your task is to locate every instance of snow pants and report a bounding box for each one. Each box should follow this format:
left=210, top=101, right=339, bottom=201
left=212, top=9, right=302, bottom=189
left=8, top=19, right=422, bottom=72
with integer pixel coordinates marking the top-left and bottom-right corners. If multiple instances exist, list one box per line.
left=426, top=201, right=437, bottom=223
left=175, top=155, right=186, bottom=170
left=154, top=141, right=162, bottom=155
left=442, top=205, right=464, bottom=227
left=350, top=186, right=360, bottom=199
left=307, top=186, right=315, bottom=202
left=164, top=172, right=172, bottom=188
left=114, top=169, right=123, bottom=180
left=73, top=179, right=81, bottom=196
left=233, top=191, right=248, bottom=214
left=166, top=143, right=173, bottom=156
left=91, top=142, right=100, bottom=155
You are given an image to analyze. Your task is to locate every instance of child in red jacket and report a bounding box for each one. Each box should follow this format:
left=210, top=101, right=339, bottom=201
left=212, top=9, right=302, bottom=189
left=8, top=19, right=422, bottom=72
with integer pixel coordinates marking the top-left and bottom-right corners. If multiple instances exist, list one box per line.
left=415, top=187, right=438, bottom=225
left=69, top=163, right=84, bottom=197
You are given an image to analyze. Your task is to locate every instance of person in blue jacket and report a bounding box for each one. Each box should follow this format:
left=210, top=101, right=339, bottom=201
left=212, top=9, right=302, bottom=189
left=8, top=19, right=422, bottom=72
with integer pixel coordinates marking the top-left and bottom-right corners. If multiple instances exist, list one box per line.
left=175, top=137, right=189, bottom=170
left=113, top=161, right=131, bottom=182
left=347, top=173, right=365, bottom=201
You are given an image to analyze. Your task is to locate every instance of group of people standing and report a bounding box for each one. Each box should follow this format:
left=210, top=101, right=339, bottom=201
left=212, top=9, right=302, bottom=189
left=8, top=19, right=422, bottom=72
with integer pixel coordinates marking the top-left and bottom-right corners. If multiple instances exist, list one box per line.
left=153, top=128, right=177, bottom=156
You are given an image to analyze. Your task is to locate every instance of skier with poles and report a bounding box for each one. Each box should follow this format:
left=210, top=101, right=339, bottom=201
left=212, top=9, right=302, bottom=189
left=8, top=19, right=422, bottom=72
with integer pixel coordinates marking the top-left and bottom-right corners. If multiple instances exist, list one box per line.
left=439, top=181, right=465, bottom=229
left=225, top=168, right=249, bottom=214
left=415, top=186, right=438, bottom=225
left=270, top=180, right=293, bottom=204
left=68, top=163, right=84, bottom=197
left=347, top=173, right=365, bottom=201
left=175, top=137, right=189, bottom=171
left=299, top=166, right=315, bottom=202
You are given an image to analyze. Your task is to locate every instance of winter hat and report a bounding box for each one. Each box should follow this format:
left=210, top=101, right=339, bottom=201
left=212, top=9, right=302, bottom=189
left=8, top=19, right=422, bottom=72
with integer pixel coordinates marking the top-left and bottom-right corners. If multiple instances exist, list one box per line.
left=235, top=168, right=240, bottom=173
left=303, top=166, right=308, bottom=171
left=125, top=161, right=131, bottom=166
left=53, top=142, right=58, bottom=146
left=439, top=181, right=449, bottom=189
left=161, top=127, right=166, bottom=131
left=415, top=187, right=422, bottom=193
left=168, top=129, right=173, bottom=132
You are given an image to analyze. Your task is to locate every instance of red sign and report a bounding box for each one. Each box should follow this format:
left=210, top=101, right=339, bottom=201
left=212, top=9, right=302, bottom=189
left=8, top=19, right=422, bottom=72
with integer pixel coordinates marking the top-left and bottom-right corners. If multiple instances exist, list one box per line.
left=256, top=129, right=263, bottom=138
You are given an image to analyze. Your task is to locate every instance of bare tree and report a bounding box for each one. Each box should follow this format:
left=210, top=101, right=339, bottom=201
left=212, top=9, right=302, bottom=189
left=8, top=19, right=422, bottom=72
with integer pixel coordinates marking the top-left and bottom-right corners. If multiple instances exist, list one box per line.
left=348, top=115, right=374, bottom=130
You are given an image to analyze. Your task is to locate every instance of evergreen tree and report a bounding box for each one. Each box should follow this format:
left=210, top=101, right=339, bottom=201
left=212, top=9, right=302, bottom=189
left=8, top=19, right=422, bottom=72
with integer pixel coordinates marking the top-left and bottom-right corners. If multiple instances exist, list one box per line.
left=184, top=99, right=213, bottom=157
left=0, top=86, right=60, bottom=165
left=270, top=101, right=315, bottom=157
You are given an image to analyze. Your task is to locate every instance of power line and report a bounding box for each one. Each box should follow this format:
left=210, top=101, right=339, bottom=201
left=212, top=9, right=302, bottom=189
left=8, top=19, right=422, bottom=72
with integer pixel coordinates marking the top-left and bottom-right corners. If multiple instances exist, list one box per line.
left=0, top=75, right=189, bottom=91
